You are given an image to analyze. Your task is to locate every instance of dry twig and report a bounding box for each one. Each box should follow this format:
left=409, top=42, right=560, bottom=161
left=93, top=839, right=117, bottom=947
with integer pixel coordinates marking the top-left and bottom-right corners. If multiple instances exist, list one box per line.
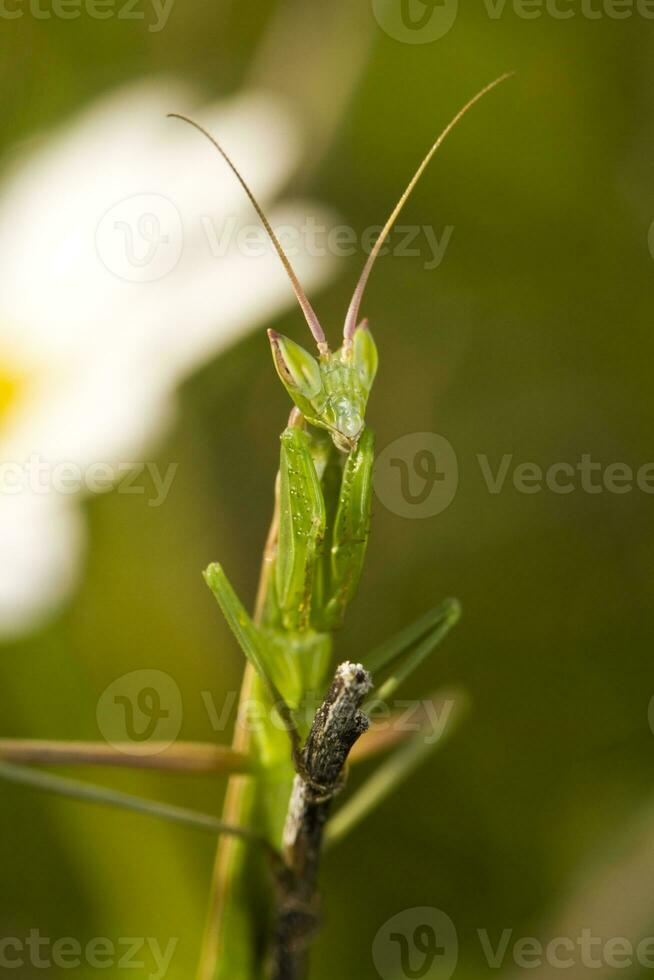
left=269, top=661, right=372, bottom=980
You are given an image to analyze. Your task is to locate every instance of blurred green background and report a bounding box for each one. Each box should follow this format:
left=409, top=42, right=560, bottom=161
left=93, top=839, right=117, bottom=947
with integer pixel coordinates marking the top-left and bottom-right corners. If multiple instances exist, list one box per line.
left=2, top=1, right=654, bottom=977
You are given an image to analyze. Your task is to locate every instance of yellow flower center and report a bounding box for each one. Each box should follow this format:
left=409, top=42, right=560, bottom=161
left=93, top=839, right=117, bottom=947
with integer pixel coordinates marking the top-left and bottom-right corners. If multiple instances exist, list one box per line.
left=0, top=361, right=27, bottom=432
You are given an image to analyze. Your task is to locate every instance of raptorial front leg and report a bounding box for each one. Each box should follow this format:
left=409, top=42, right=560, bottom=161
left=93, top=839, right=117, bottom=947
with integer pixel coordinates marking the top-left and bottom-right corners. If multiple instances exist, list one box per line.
left=319, top=426, right=375, bottom=630
left=276, top=416, right=326, bottom=632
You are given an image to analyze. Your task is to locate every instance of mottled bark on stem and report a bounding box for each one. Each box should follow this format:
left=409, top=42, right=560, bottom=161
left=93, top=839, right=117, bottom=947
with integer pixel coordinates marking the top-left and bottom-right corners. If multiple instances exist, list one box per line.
left=269, top=661, right=372, bottom=980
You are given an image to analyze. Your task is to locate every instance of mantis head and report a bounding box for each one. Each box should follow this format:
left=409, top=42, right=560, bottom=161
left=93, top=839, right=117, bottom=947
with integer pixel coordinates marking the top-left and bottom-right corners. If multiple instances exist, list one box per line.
left=267, top=323, right=377, bottom=452
left=169, top=73, right=511, bottom=453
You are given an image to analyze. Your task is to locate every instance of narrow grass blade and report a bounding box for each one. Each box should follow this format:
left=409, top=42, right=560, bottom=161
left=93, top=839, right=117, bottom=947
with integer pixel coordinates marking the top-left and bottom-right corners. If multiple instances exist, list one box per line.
left=325, top=692, right=467, bottom=848
left=364, top=598, right=461, bottom=675
left=0, top=760, right=265, bottom=842
left=204, top=562, right=301, bottom=757
left=364, top=598, right=461, bottom=705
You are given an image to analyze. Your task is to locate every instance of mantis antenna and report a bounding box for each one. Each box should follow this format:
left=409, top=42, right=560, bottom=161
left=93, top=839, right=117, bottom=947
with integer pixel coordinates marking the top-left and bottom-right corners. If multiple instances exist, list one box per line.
left=168, top=112, right=329, bottom=353
left=342, top=72, right=514, bottom=343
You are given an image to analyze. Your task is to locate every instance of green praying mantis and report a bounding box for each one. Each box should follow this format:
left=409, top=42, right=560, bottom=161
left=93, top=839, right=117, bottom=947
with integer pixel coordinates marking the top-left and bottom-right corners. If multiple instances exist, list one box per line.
left=171, top=73, right=513, bottom=979
left=0, top=73, right=512, bottom=980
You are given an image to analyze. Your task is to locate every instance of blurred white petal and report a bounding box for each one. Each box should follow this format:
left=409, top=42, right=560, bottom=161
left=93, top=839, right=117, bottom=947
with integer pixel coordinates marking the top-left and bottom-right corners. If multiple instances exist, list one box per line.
left=0, top=81, right=305, bottom=359
left=0, top=494, right=84, bottom=638
left=0, top=79, right=339, bottom=636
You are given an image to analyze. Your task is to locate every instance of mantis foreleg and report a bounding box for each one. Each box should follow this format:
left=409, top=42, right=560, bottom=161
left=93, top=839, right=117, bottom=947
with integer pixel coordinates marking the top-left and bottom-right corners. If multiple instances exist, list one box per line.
left=319, top=426, right=375, bottom=630
left=276, top=420, right=326, bottom=632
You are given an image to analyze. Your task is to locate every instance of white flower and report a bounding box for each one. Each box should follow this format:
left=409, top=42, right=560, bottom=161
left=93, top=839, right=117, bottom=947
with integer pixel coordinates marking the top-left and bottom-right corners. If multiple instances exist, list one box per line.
left=0, top=79, right=337, bottom=638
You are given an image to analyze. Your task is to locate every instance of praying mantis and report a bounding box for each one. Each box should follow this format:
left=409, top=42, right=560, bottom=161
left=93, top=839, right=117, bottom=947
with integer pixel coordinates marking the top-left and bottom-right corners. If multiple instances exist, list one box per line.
left=170, top=73, right=513, bottom=979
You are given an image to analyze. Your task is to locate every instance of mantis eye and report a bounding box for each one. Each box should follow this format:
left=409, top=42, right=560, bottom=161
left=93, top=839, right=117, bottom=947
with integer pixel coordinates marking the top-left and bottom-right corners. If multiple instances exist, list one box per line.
left=268, top=330, right=323, bottom=400
left=352, top=321, right=378, bottom=391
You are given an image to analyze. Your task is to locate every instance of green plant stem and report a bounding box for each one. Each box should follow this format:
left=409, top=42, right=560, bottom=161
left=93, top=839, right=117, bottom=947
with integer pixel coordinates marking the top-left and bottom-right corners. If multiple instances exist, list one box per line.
left=0, top=739, right=251, bottom=773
